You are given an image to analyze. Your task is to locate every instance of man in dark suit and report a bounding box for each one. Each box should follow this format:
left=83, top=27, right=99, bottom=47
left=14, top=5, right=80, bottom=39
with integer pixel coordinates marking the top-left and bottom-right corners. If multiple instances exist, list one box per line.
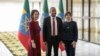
left=43, top=7, right=63, bottom=56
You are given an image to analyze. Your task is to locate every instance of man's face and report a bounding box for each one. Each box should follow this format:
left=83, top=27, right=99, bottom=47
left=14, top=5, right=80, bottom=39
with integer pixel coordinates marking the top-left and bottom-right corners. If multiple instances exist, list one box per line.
left=50, top=8, right=56, bottom=17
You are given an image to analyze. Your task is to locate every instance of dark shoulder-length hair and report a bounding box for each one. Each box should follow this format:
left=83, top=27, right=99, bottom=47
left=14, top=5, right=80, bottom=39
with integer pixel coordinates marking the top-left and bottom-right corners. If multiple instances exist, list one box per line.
left=31, top=10, right=39, bottom=20
left=65, top=11, right=72, bottom=16
left=65, top=11, right=73, bottom=20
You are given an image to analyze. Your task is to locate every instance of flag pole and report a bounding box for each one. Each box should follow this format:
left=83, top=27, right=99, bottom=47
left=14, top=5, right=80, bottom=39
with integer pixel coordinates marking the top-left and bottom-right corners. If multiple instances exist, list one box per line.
left=40, top=0, right=49, bottom=52
left=61, top=50, right=62, bottom=56
left=58, top=0, right=64, bottom=55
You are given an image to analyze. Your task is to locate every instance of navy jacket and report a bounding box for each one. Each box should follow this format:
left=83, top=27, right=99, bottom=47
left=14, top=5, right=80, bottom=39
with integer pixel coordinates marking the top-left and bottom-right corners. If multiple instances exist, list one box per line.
left=62, top=21, right=78, bottom=42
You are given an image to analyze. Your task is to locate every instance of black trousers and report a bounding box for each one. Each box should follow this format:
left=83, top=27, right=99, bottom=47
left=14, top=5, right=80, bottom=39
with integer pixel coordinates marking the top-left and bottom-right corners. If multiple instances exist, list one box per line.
left=46, top=36, right=59, bottom=56
left=63, top=40, right=75, bottom=56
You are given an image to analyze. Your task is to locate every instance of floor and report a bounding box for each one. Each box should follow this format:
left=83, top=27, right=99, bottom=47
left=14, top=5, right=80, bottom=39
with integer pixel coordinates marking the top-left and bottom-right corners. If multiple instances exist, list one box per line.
left=0, top=41, right=13, bottom=56
left=0, top=40, right=100, bottom=56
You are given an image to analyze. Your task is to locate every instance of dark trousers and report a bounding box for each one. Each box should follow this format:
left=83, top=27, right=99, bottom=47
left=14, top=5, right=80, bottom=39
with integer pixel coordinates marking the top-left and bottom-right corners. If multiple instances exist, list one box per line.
left=46, top=36, right=59, bottom=56
left=63, top=40, right=75, bottom=56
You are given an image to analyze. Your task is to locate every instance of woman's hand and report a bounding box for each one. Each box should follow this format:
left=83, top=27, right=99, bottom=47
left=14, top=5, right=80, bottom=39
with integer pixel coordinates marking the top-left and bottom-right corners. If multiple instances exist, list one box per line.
left=71, top=41, right=76, bottom=48
left=31, top=40, right=36, bottom=48
left=32, top=42, right=36, bottom=48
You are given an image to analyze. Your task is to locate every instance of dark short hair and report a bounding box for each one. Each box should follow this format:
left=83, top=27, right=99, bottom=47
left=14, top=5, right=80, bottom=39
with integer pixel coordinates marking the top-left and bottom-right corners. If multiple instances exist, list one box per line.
left=50, top=7, right=56, bottom=11
left=31, top=10, right=39, bottom=19
left=65, top=12, right=72, bottom=16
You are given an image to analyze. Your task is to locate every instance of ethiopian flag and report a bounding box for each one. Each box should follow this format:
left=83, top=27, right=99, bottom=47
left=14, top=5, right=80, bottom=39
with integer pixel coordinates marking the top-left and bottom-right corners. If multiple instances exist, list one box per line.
left=18, top=0, right=30, bottom=51
left=58, top=0, right=64, bottom=19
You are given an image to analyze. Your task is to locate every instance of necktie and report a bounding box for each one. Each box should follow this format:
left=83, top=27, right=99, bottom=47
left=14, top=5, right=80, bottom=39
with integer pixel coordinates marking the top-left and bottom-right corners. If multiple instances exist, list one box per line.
left=53, top=18, right=55, bottom=36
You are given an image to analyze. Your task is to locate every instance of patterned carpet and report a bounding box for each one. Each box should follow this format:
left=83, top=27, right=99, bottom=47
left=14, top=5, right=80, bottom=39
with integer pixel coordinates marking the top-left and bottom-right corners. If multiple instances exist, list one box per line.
left=1, top=32, right=100, bottom=56
left=0, top=32, right=27, bottom=56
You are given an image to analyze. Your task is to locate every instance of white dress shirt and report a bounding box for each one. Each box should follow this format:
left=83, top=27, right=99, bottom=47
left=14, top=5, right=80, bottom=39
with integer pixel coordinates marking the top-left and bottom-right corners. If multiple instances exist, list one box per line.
left=50, top=16, right=58, bottom=36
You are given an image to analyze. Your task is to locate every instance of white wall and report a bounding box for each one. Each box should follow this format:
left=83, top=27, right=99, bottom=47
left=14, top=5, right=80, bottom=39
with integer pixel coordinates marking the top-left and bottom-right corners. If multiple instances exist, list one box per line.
left=0, top=2, right=22, bottom=32
left=0, top=2, right=33, bottom=32
left=0, top=0, right=66, bottom=32
left=41, top=0, right=66, bottom=14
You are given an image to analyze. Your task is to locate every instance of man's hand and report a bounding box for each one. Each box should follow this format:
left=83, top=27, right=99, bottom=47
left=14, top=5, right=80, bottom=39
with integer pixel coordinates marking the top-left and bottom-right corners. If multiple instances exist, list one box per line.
left=44, top=42, right=47, bottom=45
left=71, top=41, right=76, bottom=48
left=60, top=41, right=65, bottom=49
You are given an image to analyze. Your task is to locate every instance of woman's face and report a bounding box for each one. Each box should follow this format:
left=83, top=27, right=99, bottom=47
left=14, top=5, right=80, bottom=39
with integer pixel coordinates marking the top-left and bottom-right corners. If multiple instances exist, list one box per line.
left=32, top=12, right=39, bottom=20
left=66, top=14, right=71, bottom=20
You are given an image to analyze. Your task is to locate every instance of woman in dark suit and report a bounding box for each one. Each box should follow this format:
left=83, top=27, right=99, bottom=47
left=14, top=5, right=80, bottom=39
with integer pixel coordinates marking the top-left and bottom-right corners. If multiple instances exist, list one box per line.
left=62, top=12, right=78, bottom=56
left=28, top=10, right=41, bottom=56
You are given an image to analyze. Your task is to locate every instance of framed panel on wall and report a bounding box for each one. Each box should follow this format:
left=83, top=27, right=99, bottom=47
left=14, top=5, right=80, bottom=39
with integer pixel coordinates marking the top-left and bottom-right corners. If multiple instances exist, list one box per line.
left=72, top=0, right=82, bottom=40
left=83, top=0, right=89, bottom=41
